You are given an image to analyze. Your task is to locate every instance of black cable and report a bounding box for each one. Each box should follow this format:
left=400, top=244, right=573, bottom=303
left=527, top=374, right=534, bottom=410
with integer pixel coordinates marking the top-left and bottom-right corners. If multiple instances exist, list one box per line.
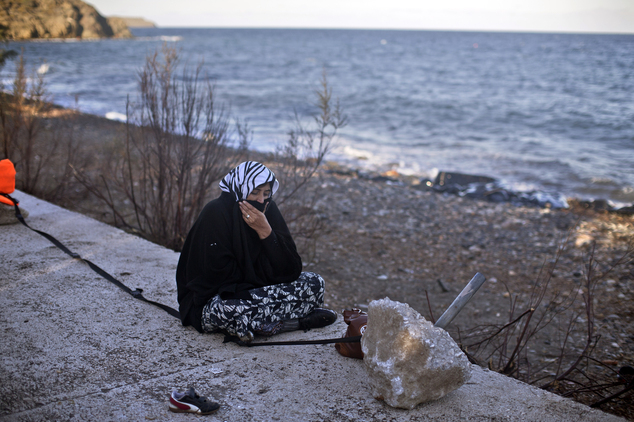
left=224, top=334, right=361, bottom=347
left=4, top=192, right=360, bottom=347
left=1, top=193, right=181, bottom=319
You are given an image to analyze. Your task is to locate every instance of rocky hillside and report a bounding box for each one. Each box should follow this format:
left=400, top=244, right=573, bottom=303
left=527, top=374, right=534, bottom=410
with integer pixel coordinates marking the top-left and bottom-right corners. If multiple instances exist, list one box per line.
left=0, top=0, right=133, bottom=40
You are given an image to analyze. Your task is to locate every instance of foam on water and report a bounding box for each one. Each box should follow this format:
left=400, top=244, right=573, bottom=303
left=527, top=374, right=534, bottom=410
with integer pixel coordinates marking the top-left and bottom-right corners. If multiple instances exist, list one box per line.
left=105, top=111, right=127, bottom=122
left=159, top=36, right=183, bottom=42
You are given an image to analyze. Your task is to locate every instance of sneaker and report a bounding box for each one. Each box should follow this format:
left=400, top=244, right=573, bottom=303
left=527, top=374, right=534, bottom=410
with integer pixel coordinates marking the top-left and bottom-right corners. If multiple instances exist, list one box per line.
left=299, top=308, right=337, bottom=330
left=169, top=387, right=220, bottom=415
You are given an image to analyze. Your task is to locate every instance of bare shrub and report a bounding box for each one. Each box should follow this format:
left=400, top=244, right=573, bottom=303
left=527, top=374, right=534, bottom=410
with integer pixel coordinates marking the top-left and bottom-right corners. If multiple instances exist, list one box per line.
left=456, top=232, right=634, bottom=415
left=267, top=71, right=347, bottom=260
left=0, top=53, right=82, bottom=202
left=73, top=45, right=248, bottom=250
left=1, top=54, right=47, bottom=172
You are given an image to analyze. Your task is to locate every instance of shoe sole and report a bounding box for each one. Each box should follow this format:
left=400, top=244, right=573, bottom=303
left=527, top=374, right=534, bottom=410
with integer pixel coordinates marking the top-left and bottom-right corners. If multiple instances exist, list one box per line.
left=169, top=403, right=219, bottom=415
left=169, top=397, right=219, bottom=415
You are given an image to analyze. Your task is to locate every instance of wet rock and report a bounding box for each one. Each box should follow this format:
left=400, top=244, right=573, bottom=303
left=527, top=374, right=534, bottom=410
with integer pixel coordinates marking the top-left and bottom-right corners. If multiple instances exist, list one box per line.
left=432, top=172, right=496, bottom=190
left=427, top=171, right=568, bottom=209
left=615, top=205, right=634, bottom=215
left=569, top=198, right=634, bottom=215
left=361, top=298, right=471, bottom=409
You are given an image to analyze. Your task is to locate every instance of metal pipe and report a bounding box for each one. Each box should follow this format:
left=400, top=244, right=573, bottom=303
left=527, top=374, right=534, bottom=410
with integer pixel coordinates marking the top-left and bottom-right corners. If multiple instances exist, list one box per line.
left=434, top=272, right=486, bottom=330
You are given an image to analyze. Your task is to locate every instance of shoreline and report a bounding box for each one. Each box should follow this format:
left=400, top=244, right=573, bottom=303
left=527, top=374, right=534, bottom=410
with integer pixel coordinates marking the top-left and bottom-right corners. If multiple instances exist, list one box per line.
left=86, top=110, right=634, bottom=212
left=322, top=159, right=634, bottom=214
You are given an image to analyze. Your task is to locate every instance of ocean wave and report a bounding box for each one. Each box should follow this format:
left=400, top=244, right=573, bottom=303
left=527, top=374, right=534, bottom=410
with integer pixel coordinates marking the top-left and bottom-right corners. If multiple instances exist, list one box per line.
left=589, top=177, right=618, bottom=186
left=607, top=186, right=634, bottom=205
left=339, top=145, right=374, bottom=161
left=27, top=37, right=102, bottom=43
left=133, top=36, right=184, bottom=42
left=37, top=63, right=49, bottom=75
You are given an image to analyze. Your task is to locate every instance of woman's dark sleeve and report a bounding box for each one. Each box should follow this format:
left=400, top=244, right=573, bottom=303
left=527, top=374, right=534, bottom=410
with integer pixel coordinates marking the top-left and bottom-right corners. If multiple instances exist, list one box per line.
left=179, top=203, right=248, bottom=309
left=258, top=201, right=303, bottom=282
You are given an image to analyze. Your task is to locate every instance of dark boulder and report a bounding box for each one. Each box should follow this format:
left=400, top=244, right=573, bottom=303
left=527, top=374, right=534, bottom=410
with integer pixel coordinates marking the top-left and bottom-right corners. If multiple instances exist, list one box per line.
left=432, top=172, right=496, bottom=192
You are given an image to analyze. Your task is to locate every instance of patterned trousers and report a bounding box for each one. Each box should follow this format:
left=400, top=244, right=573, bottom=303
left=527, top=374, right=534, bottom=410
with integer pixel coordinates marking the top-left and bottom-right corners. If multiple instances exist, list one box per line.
left=201, top=271, right=324, bottom=341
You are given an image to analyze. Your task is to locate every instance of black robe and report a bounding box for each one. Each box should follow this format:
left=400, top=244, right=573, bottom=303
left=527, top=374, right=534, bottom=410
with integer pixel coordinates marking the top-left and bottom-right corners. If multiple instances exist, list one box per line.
left=176, top=192, right=303, bottom=332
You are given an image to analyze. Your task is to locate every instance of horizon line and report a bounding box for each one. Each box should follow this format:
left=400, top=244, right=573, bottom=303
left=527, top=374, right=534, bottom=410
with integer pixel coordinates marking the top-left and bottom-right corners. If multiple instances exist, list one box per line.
left=132, top=25, right=634, bottom=36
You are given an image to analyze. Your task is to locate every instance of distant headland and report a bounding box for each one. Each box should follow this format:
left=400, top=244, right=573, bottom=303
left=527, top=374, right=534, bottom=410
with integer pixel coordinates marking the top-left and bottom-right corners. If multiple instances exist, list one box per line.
left=0, top=0, right=156, bottom=40
left=112, top=17, right=156, bottom=28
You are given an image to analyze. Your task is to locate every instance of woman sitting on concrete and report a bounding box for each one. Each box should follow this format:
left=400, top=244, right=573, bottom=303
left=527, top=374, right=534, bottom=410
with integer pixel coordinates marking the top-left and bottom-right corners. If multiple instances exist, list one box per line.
left=176, top=161, right=336, bottom=342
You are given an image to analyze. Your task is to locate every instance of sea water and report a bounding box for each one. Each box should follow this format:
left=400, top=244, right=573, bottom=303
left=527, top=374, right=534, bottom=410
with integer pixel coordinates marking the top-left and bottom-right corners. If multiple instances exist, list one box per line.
left=3, top=28, right=634, bottom=206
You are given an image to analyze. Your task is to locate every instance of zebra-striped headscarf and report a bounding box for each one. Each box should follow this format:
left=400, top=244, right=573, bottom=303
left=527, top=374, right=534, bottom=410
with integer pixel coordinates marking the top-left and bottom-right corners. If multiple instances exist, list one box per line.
left=219, top=161, right=279, bottom=202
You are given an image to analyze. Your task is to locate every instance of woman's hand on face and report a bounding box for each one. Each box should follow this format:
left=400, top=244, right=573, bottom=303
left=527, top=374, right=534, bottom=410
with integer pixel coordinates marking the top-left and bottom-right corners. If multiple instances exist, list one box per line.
left=239, top=201, right=272, bottom=239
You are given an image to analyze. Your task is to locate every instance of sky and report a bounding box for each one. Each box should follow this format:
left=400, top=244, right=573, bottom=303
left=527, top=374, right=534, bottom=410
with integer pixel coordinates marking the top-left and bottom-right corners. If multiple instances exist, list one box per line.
left=89, top=0, right=634, bottom=34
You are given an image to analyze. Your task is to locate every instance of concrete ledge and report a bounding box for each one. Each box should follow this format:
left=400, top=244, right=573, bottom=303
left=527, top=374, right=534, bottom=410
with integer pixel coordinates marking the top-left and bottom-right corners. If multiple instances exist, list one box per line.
left=0, top=191, right=625, bottom=421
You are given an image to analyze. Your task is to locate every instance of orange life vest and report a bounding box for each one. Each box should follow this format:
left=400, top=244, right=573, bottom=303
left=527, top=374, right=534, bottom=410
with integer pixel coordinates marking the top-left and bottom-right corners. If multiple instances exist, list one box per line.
left=0, top=159, right=18, bottom=206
